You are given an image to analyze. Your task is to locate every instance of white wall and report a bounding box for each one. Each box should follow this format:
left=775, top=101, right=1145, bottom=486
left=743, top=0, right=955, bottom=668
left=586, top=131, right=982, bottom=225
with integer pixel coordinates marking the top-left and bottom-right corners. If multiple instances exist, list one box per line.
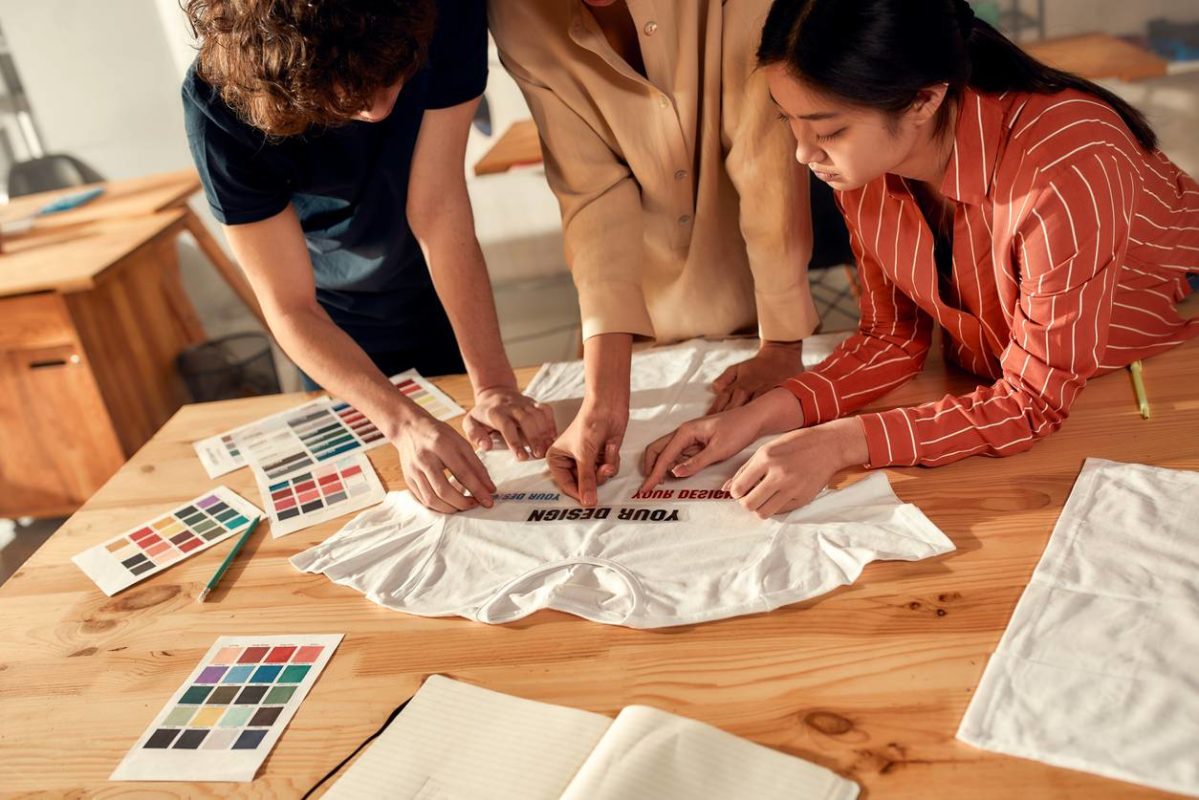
left=0, top=0, right=192, bottom=179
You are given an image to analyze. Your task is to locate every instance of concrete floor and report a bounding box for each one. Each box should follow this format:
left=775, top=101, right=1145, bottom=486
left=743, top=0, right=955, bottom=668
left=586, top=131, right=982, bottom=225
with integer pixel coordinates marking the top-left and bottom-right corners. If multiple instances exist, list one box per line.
left=3, top=69, right=1198, bottom=588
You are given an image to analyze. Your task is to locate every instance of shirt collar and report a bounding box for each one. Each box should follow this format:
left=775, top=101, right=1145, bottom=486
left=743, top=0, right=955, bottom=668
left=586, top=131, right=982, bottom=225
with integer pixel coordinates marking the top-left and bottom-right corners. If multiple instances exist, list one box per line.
left=938, top=86, right=1007, bottom=205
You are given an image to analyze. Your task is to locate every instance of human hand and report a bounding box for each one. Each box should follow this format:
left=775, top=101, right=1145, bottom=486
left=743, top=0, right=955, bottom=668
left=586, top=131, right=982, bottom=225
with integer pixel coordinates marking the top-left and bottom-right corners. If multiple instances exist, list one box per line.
left=724, top=418, right=868, bottom=518
left=394, top=413, right=496, bottom=513
left=545, top=400, right=628, bottom=507
left=707, top=340, right=805, bottom=414
left=464, top=386, right=557, bottom=461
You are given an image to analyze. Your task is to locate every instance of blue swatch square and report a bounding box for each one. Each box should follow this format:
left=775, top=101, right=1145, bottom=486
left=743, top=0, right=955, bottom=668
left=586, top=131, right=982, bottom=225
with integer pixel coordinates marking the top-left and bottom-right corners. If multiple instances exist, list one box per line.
left=232, top=729, right=268, bottom=750
left=249, top=664, right=283, bottom=683
left=222, top=665, right=255, bottom=684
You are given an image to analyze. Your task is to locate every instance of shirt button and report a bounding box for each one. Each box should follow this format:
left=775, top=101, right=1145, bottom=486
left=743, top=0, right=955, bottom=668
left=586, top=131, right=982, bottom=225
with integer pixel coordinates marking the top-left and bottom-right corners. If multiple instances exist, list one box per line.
left=658, top=95, right=670, bottom=108
left=674, top=169, right=688, bottom=181
left=644, top=21, right=659, bottom=35
left=678, top=214, right=692, bottom=225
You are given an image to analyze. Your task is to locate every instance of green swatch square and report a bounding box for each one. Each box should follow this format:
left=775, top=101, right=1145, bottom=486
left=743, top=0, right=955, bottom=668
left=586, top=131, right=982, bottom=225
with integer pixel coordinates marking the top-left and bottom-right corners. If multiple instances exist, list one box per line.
left=163, top=705, right=198, bottom=727
left=219, top=706, right=254, bottom=728
left=263, top=685, right=297, bottom=704
left=278, top=664, right=310, bottom=683
left=180, top=685, right=213, bottom=704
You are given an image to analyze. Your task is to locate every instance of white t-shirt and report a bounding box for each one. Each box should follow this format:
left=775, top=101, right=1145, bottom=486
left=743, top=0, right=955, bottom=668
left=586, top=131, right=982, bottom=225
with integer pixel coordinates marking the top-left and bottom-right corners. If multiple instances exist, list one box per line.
left=293, top=339, right=955, bottom=628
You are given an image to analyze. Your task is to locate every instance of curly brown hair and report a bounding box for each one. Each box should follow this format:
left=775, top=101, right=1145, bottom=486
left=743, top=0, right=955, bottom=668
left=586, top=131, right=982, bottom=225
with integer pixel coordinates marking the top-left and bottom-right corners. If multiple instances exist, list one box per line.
left=184, top=0, right=437, bottom=136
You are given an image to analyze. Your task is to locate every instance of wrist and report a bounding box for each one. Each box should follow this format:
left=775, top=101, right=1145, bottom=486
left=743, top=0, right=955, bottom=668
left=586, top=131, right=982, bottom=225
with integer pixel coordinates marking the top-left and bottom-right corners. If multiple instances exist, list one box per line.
left=380, top=397, right=428, bottom=440
left=760, top=338, right=804, bottom=353
left=751, top=388, right=806, bottom=436
left=827, top=418, right=870, bottom=467
left=469, top=369, right=518, bottom=397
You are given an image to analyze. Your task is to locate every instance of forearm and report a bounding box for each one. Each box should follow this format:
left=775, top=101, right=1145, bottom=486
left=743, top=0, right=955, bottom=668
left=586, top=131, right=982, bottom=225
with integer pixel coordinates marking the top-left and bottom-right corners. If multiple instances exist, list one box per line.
left=268, top=304, right=422, bottom=439
left=582, top=333, right=633, bottom=412
left=421, top=233, right=516, bottom=394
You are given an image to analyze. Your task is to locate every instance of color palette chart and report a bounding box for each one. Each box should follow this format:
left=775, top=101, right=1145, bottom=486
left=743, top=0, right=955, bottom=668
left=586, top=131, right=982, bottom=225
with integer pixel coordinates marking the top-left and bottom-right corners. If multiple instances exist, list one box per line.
left=193, top=399, right=328, bottom=479
left=257, top=452, right=385, bottom=538
left=233, top=399, right=386, bottom=481
left=374, top=369, right=465, bottom=424
left=72, top=487, right=262, bottom=596
left=110, top=634, right=342, bottom=782
left=193, top=370, right=464, bottom=479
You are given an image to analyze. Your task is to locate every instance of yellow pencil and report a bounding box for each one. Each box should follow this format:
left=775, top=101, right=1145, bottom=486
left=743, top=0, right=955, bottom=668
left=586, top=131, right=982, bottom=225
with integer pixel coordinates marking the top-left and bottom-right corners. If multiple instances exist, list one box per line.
left=1128, top=360, right=1150, bottom=420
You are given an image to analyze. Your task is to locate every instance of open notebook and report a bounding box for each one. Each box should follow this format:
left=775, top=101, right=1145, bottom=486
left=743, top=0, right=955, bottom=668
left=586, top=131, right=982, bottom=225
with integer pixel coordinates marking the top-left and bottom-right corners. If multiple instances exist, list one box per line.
left=324, top=676, right=859, bottom=800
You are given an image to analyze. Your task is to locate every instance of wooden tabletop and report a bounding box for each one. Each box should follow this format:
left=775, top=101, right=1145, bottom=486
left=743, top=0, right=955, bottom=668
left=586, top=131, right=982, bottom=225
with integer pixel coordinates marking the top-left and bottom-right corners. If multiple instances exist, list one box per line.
left=0, top=168, right=201, bottom=228
left=1, top=319, right=1196, bottom=797
left=473, top=119, right=543, bottom=176
left=0, top=209, right=187, bottom=297
left=1023, top=32, right=1169, bottom=82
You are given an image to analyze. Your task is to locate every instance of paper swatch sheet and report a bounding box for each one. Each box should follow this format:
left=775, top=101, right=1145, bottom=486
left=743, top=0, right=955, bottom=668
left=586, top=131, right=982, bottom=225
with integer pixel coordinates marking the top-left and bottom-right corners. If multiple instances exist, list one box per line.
left=257, top=451, right=385, bottom=538
left=192, top=370, right=464, bottom=479
left=72, top=487, right=262, bottom=596
left=111, top=634, right=342, bottom=783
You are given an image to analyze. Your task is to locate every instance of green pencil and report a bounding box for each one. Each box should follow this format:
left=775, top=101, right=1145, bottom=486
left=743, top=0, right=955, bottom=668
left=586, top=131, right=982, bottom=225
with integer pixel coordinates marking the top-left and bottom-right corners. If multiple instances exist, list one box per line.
left=197, top=516, right=261, bottom=603
left=1129, top=360, right=1150, bottom=420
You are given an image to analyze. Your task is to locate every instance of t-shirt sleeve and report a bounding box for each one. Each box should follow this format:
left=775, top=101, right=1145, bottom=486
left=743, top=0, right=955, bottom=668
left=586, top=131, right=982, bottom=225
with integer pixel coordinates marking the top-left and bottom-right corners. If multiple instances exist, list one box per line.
left=423, top=0, right=489, bottom=110
left=181, top=74, right=291, bottom=226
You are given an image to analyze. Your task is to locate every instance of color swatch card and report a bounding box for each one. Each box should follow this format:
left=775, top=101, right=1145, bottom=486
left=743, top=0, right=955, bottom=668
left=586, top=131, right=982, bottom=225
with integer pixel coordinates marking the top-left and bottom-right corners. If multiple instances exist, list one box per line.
left=193, top=399, right=330, bottom=480
left=257, top=452, right=385, bottom=538
left=193, top=371, right=464, bottom=479
left=111, top=634, right=342, bottom=783
left=378, top=369, right=465, bottom=422
left=73, top=487, right=262, bottom=597
left=232, top=399, right=387, bottom=481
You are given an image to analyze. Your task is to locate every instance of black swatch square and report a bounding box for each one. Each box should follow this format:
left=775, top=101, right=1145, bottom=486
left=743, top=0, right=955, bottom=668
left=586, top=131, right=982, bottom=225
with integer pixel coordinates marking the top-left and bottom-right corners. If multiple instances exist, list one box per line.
left=144, top=728, right=180, bottom=749
left=235, top=685, right=269, bottom=704
left=172, top=729, right=208, bottom=749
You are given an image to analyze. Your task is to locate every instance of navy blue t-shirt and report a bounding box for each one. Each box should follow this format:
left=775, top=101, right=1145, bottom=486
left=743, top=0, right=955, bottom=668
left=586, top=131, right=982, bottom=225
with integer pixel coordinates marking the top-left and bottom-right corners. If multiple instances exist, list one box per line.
left=182, top=0, right=487, bottom=352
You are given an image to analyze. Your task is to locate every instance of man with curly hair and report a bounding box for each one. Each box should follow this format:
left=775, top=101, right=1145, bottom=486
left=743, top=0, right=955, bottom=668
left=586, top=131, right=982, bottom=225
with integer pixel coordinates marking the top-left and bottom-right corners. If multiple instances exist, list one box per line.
left=182, top=0, right=555, bottom=513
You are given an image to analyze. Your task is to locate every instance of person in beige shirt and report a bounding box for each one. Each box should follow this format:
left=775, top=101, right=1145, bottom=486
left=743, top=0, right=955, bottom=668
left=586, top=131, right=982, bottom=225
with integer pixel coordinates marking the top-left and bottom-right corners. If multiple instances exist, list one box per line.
left=490, top=0, right=819, bottom=506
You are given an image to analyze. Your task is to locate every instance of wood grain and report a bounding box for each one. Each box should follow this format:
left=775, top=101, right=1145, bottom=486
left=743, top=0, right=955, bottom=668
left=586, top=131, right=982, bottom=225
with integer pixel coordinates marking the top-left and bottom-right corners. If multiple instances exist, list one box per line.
left=1023, top=32, right=1168, bottom=82
left=0, top=309, right=1196, bottom=798
left=473, top=120, right=543, bottom=176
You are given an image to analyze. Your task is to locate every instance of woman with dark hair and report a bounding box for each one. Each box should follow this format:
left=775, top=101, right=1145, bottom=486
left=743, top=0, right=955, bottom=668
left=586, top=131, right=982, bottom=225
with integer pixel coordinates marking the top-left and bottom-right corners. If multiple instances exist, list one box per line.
left=640, top=0, right=1199, bottom=516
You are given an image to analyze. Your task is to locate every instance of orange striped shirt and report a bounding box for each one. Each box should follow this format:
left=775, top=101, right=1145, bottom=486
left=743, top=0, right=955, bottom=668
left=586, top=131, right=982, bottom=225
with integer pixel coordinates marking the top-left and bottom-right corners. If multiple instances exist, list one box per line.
left=783, top=87, right=1199, bottom=468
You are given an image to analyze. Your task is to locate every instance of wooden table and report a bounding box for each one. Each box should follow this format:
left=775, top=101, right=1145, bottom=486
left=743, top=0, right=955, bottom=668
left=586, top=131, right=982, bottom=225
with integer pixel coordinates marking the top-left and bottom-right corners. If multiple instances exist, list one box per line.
left=1, top=320, right=1196, bottom=797
left=473, top=119, right=543, bottom=176
left=1024, top=32, right=1169, bottom=82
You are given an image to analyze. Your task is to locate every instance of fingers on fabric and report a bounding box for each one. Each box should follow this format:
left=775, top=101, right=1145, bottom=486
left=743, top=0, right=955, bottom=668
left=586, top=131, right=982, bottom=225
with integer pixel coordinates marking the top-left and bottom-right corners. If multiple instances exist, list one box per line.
left=443, top=448, right=495, bottom=509
left=711, top=365, right=737, bottom=393
left=597, top=438, right=621, bottom=485
left=671, top=439, right=726, bottom=479
left=526, top=403, right=557, bottom=458
left=495, top=414, right=530, bottom=461
left=640, top=427, right=698, bottom=492
left=462, top=413, right=494, bottom=451
left=547, top=450, right=582, bottom=503
left=410, top=471, right=457, bottom=514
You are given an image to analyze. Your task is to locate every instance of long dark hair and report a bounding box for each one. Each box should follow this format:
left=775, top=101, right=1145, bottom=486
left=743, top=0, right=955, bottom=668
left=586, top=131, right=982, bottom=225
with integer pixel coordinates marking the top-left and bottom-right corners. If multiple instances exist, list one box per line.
left=757, top=0, right=1157, bottom=151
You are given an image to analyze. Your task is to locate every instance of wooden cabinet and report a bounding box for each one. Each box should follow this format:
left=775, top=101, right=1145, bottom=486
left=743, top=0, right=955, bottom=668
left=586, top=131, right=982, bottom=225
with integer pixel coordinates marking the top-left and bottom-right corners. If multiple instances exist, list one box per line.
left=0, top=214, right=205, bottom=517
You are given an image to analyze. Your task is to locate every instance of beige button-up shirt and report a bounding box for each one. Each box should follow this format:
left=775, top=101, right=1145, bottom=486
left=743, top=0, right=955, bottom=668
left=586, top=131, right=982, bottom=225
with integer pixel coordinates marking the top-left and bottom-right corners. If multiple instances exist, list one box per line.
left=489, top=0, right=819, bottom=344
